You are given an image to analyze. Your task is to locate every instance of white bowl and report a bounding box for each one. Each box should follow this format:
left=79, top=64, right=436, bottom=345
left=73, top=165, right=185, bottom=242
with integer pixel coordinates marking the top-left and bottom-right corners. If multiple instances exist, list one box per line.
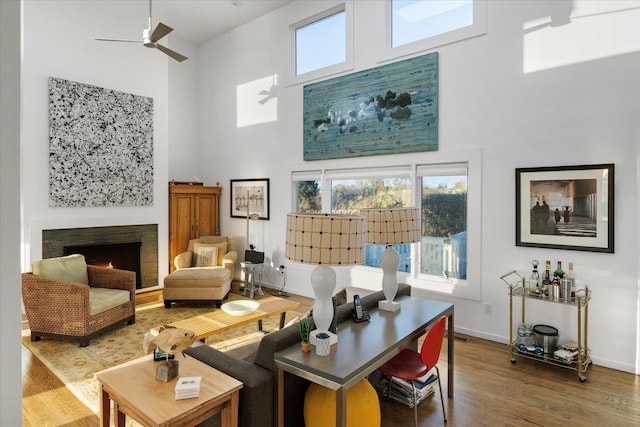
left=221, top=300, right=260, bottom=316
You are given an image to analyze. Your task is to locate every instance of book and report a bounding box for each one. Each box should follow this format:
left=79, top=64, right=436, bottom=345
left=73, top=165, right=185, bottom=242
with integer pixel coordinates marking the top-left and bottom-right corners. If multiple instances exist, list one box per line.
left=174, top=376, right=201, bottom=400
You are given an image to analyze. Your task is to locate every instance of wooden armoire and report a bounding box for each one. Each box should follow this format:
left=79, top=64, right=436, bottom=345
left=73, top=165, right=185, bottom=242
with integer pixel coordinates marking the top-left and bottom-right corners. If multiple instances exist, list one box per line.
left=168, top=182, right=221, bottom=272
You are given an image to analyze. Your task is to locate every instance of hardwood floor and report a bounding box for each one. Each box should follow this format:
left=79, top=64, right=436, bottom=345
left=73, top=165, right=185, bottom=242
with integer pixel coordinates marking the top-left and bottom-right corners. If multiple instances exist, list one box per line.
left=22, top=287, right=640, bottom=426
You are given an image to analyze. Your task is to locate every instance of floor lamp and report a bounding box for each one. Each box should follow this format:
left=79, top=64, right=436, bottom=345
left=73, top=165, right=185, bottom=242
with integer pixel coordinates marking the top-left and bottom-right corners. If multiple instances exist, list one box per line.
left=361, top=208, right=420, bottom=312
left=285, top=213, right=365, bottom=347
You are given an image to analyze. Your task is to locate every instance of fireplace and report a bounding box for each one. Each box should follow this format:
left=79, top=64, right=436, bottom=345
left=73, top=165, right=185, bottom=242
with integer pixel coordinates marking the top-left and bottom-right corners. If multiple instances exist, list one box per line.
left=42, top=224, right=158, bottom=289
left=64, top=241, right=143, bottom=288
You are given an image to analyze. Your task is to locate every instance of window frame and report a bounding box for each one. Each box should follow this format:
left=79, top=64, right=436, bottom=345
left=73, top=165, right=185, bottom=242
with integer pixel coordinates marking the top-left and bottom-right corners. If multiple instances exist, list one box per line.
left=286, top=2, right=355, bottom=87
left=381, top=0, right=487, bottom=62
left=413, top=150, right=481, bottom=301
left=417, top=162, right=469, bottom=280
left=322, top=166, right=413, bottom=213
left=325, top=166, right=414, bottom=272
left=291, top=170, right=322, bottom=214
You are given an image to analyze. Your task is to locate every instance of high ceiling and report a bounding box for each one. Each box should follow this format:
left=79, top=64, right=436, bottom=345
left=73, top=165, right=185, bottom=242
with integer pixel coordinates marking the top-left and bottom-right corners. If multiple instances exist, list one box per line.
left=153, top=0, right=292, bottom=45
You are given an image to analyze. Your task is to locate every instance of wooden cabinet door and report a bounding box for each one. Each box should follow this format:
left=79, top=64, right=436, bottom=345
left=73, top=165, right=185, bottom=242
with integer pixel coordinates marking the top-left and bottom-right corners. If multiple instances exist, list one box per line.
left=169, top=192, right=195, bottom=271
left=195, top=193, right=219, bottom=238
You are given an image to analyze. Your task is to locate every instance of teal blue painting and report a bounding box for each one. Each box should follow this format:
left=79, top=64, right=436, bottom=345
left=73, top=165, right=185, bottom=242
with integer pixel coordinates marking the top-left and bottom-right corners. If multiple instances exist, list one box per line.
left=303, top=52, right=438, bottom=161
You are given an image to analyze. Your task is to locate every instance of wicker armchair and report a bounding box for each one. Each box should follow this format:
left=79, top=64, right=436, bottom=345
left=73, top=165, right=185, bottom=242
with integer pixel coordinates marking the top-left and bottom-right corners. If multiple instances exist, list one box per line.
left=22, top=265, right=136, bottom=347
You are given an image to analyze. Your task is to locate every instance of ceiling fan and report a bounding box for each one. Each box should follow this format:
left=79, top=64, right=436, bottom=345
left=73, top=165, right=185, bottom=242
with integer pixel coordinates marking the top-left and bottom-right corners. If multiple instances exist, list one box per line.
left=96, top=0, right=188, bottom=62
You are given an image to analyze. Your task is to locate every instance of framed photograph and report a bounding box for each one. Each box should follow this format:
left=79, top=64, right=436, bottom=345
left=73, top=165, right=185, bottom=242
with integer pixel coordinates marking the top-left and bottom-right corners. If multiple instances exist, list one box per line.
left=230, top=178, right=270, bottom=220
left=516, top=164, right=614, bottom=253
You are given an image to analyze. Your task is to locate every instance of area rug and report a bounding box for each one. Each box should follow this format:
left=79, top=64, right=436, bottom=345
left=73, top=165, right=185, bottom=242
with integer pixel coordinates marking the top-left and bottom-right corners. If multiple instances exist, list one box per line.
left=22, top=294, right=302, bottom=418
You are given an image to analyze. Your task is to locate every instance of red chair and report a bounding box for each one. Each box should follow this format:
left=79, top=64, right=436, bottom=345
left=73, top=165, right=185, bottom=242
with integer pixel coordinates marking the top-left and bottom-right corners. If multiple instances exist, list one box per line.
left=379, top=315, right=448, bottom=426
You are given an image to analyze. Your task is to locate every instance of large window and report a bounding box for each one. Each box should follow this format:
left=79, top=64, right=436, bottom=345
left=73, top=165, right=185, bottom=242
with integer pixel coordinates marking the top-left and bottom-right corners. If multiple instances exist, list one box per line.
left=292, top=152, right=480, bottom=299
left=419, top=164, right=468, bottom=280
left=294, top=8, right=346, bottom=76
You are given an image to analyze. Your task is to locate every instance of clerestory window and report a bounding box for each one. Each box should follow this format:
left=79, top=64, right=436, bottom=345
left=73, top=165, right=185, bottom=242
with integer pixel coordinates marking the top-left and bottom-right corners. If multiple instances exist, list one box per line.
left=294, top=7, right=346, bottom=76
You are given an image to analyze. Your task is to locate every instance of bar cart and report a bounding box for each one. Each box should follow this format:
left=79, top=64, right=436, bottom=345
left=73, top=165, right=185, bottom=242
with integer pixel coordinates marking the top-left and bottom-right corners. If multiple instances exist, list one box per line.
left=500, top=270, right=592, bottom=382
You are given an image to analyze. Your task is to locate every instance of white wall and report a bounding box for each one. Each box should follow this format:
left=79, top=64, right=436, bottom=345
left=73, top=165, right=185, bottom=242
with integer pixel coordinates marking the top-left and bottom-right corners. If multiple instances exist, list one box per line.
left=20, top=0, right=196, bottom=283
left=195, top=0, right=640, bottom=373
left=168, top=37, right=201, bottom=182
left=1, top=0, right=23, bottom=423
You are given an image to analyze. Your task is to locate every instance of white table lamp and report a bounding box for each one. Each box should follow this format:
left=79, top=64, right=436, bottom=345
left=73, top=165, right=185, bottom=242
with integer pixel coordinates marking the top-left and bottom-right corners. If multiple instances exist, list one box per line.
left=361, top=208, right=420, bottom=312
left=285, top=213, right=365, bottom=346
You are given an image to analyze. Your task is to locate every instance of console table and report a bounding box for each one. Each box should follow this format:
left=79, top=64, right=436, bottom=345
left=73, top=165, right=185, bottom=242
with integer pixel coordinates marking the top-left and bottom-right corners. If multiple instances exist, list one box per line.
left=274, top=295, right=454, bottom=427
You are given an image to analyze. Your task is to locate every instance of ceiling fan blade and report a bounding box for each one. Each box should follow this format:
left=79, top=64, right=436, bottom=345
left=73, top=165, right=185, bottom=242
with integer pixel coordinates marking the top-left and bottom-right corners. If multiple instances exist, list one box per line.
left=155, top=43, right=188, bottom=62
left=95, top=38, right=141, bottom=43
left=150, top=22, right=173, bottom=42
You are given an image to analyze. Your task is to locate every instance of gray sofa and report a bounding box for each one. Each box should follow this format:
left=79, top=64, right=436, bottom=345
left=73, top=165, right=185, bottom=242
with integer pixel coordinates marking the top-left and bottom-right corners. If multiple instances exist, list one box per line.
left=186, top=284, right=411, bottom=427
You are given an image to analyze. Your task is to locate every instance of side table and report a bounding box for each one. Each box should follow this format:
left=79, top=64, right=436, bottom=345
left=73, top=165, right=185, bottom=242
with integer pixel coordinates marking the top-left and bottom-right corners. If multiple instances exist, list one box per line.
left=240, top=261, right=264, bottom=298
left=95, top=354, right=243, bottom=427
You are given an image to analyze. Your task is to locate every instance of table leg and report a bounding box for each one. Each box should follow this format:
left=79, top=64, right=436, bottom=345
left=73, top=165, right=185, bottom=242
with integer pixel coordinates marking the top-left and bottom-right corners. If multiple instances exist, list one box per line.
left=220, top=391, right=240, bottom=427
left=277, top=368, right=284, bottom=427
left=114, top=401, right=126, bottom=427
left=447, top=312, right=454, bottom=398
left=99, top=384, right=110, bottom=427
left=249, top=268, right=255, bottom=299
left=336, top=387, right=347, bottom=427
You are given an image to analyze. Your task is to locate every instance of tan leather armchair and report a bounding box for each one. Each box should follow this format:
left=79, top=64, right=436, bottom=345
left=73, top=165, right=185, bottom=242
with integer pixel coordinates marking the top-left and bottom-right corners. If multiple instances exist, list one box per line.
left=22, top=255, right=136, bottom=347
left=163, top=236, right=237, bottom=308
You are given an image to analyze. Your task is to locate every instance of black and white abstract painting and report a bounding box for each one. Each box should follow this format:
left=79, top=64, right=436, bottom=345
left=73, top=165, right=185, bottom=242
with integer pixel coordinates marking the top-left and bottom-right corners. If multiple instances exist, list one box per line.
left=48, top=77, right=154, bottom=207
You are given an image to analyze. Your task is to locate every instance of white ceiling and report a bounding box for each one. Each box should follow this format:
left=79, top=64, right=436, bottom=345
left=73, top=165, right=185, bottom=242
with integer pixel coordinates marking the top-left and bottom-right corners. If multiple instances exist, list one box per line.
left=153, top=0, right=292, bottom=45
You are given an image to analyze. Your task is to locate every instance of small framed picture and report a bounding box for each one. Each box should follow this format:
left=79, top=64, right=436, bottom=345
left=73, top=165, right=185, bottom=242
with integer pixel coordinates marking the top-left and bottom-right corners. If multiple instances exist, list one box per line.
left=515, top=164, right=614, bottom=253
left=230, top=178, right=270, bottom=220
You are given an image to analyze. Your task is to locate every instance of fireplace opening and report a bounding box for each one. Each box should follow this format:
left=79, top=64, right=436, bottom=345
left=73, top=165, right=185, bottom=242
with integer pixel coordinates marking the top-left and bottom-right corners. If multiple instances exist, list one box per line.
left=64, top=241, right=142, bottom=289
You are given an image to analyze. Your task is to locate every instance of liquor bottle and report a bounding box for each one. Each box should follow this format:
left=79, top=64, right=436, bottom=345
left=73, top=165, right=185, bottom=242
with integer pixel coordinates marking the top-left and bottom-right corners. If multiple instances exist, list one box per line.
left=553, top=261, right=564, bottom=281
left=542, top=260, right=551, bottom=296
left=567, top=262, right=574, bottom=278
left=530, top=259, right=540, bottom=294
left=568, top=262, right=576, bottom=299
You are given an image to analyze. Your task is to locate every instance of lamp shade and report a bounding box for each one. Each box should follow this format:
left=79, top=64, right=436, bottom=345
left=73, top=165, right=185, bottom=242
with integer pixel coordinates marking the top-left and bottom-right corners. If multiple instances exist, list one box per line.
left=361, top=208, right=421, bottom=245
left=285, top=213, right=366, bottom=265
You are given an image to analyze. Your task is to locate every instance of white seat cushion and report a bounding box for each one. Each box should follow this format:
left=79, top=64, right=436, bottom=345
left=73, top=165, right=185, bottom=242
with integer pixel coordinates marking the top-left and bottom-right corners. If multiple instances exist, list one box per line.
left=89, top=287, right=130, bottom=315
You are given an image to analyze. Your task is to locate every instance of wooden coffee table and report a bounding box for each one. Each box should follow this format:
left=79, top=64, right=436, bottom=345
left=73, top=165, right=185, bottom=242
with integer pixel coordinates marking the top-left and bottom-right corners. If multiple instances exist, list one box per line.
left=156, top=296, right=301, bottom=342
left=95, top=354, right=243, bottom=427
